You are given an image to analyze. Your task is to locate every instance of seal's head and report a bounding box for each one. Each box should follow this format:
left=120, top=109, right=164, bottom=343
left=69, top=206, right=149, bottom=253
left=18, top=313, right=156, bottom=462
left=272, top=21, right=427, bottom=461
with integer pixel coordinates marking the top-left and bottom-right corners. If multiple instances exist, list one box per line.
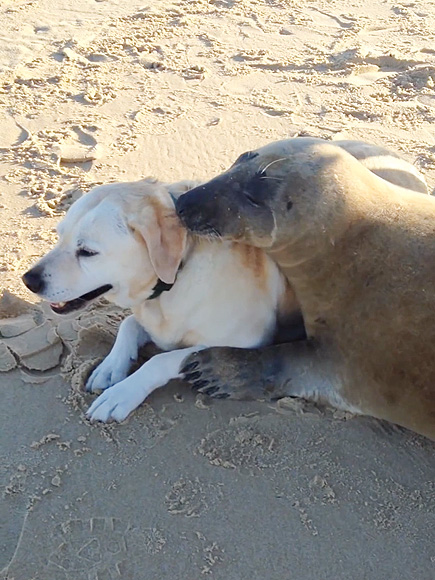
left=176, top=138, right=353, bottom=251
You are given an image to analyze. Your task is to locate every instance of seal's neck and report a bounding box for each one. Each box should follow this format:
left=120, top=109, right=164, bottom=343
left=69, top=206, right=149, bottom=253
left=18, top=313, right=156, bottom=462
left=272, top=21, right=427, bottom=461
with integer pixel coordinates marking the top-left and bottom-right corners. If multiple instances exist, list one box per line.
left=267, top=174, right=408, bottom=331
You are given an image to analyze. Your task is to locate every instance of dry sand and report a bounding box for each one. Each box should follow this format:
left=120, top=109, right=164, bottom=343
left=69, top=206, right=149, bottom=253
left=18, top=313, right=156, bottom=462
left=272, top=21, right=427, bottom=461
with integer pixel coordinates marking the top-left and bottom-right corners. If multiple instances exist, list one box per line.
left=0, top=1, right=434, bottom=578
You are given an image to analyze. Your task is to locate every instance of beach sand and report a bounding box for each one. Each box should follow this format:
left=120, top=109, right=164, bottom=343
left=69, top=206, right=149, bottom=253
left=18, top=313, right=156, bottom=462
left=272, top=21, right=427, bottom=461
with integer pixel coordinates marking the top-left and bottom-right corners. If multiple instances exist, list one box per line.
left=0, top=1, right=434, bottom=578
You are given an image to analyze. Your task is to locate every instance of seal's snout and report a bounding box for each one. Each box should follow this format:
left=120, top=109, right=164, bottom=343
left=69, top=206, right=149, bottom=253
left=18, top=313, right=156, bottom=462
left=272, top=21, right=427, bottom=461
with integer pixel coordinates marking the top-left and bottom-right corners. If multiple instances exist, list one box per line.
left=175, top=186, right=205, bottom=218
left=22, top=266, right=45, bottom=294
left=176, top=187, right=217, bottom=234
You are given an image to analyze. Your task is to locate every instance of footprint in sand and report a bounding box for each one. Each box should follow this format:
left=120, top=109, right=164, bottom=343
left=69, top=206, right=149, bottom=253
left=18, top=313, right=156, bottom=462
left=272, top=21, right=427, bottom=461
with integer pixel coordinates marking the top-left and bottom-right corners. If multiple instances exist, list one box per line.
left=197, top=414, right=289, bottom=470
left=45, top=518, right=166, bottom=579
left=165, top=477, right=224, bottom=517
left=54, top=126, right=103, bottom=166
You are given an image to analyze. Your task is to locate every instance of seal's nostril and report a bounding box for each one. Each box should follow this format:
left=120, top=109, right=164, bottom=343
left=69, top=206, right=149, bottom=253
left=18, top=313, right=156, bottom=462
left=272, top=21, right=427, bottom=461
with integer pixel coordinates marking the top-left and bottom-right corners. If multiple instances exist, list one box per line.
left=22, top=267, right=45, bottom=294
left=175, top=196, right=186, bottom=217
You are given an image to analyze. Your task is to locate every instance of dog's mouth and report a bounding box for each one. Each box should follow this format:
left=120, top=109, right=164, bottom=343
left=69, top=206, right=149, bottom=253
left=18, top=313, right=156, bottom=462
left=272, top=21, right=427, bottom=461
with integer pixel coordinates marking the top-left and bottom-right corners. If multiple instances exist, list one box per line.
left=50, top=284, right=113, bottom=315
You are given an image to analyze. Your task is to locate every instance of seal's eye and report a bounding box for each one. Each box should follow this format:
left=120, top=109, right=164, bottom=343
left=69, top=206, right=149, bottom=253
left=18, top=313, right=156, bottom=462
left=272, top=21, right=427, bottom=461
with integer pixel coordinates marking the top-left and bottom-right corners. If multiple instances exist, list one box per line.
left=243, top=172, right=267, bottom=207
left=245, top=193, right=263, bottom=208
left=233, top=151, right=259, bottom=166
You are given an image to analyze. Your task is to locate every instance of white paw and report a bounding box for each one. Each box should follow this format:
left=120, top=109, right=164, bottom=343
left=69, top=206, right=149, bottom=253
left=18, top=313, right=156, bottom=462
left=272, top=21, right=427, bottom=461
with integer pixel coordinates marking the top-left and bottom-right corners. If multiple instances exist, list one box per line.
left=86, top=356, right=131, bottom=393
left=86, top=381, right=146, bottom=423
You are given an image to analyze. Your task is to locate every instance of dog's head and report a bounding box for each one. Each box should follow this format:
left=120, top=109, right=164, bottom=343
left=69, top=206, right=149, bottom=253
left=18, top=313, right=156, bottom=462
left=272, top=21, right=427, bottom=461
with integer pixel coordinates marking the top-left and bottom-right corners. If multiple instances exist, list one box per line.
left=22, top=179, right=188, bottom=314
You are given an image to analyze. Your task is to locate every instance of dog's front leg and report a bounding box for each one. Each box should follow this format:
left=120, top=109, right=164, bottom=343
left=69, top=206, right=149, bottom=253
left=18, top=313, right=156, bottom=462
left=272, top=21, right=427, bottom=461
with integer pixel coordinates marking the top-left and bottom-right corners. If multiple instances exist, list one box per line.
left=86, top=346, right=206, bottom=423
left=86, top=315, right=150, bottom=393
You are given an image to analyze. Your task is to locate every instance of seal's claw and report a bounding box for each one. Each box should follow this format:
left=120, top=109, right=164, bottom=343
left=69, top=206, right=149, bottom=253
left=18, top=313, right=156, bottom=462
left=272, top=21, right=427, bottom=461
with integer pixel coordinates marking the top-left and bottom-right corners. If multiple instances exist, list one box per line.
left=185, top=370, right=201, bottom=382
left=199, top=385, right=220, bottom=396
left=191, top=379, right=209, bottom=391
left=181, top=346, right=273, bottom=400
left=181, top=360, right=199, bottom=374
left=213, top=392, right=231, bottom=399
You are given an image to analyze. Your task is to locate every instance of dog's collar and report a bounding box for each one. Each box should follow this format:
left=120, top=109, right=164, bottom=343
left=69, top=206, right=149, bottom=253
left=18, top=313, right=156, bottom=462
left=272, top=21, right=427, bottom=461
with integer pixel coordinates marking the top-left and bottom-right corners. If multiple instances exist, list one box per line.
left=147, top=261, right=184, bottom=301
left=147, top=278, right=175, bottom=300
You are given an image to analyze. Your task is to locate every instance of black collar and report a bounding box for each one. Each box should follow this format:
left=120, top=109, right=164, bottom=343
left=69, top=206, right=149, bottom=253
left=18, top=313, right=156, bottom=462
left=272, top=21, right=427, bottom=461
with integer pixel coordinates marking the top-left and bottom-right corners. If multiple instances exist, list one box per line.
left=147, top=278, right=175, bottom=300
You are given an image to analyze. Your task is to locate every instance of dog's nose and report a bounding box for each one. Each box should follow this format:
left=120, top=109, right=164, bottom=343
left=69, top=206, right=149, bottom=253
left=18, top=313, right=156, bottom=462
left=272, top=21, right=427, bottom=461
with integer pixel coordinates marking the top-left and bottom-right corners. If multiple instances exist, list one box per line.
left=22, top=267, right=45, bottom=294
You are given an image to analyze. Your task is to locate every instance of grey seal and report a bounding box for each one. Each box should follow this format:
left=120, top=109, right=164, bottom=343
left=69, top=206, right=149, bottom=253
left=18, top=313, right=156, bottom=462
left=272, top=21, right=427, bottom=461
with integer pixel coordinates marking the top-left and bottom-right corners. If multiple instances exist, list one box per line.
left=176, top=137, right=435, bottom=440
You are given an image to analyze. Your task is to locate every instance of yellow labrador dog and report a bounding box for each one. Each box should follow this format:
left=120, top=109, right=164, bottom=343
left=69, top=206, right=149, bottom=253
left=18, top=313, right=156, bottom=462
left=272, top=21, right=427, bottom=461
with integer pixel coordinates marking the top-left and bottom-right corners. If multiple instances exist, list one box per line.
left=22, top=178, right=300, bottom=422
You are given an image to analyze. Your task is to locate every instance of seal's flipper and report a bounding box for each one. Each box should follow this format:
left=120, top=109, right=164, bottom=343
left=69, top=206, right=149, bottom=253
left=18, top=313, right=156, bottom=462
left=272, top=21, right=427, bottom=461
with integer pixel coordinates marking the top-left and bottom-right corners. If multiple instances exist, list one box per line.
left=181, top=341, right=339, bottom=406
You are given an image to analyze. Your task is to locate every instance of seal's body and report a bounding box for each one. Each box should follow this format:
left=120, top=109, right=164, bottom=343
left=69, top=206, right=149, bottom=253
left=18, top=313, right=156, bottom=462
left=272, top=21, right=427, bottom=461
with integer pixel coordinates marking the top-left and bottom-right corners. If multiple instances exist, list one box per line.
left=176, top=138, right=435, bottom=440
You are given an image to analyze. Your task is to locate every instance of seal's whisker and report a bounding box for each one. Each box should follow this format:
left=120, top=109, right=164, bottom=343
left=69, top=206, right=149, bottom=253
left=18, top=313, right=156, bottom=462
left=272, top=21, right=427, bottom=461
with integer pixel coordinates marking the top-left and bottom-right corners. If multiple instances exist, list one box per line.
left=200, top=228, right=222, bottom=242
left=210, top=228, right=223, bottom=240
left=260, top=157, right=287, bottom=175
left=260, top=176, right=282, bottom=181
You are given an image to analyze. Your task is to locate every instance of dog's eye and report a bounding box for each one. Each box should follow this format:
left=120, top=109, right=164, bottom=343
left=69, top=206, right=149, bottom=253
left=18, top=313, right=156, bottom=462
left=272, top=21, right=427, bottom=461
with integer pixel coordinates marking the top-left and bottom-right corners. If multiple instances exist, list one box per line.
left=76, top=248, right=98, bottom=258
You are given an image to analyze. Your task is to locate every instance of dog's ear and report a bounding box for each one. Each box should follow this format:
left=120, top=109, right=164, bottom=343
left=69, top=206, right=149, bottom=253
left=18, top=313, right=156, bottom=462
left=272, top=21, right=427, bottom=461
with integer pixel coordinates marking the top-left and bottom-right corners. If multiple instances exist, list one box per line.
left=129, top=195, right=187, bottom=285
left=166, top=179, right=201, bottom=196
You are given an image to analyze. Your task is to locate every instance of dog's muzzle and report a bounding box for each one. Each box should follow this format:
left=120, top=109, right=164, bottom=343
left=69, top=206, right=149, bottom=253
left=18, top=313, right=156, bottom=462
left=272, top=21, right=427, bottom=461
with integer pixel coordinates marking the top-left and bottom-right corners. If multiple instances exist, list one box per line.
left=22, top=266, right=113, bottom=315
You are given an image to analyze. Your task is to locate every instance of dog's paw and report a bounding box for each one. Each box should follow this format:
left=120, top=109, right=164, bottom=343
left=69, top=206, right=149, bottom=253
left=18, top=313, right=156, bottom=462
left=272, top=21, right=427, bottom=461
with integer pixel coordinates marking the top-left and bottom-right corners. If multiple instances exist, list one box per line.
left=86, top=357, right=130, bottom=393
left=86, top=381, right=145, bottom=423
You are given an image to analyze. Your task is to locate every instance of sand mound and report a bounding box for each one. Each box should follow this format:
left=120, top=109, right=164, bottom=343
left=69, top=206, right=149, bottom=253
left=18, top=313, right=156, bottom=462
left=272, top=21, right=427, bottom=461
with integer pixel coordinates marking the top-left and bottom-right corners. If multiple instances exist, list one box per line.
left=0, top=291, right=124, bottom=386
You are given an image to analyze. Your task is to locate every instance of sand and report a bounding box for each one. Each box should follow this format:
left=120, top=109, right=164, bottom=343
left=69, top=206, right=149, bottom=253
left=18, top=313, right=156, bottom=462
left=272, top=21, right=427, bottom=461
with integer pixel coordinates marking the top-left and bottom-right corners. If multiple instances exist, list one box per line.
left=0, top=1, right=434, bottom=578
